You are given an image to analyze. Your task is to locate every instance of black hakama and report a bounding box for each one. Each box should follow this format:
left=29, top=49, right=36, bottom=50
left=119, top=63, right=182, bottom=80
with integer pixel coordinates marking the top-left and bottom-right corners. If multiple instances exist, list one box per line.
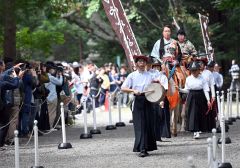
left=186, top=90, right=208, bottom=132
left=206, top=89, right=217, bottom=131
left=152, top=103, right=162, bottom=141
left=132, top=95, right=157, bottom=152
left=160, top=97, right=171, bottom=138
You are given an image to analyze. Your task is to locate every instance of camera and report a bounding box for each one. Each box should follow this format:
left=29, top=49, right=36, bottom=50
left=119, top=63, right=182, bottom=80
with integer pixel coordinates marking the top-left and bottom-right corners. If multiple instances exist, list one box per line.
left=14, top=67, right=21, bottom=75
left=35, top=67, right=41, bottom=74
left=19, top=63, right=26, bottom=71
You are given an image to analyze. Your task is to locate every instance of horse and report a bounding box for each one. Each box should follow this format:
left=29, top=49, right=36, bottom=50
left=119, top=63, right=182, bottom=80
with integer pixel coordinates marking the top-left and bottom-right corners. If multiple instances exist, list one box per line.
left=162, top=54, right=191, bottom=136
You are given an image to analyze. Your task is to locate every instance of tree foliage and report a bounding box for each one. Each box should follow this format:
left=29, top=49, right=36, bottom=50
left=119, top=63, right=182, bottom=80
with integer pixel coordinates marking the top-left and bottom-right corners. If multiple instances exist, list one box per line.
left=0, top=0, right=239, bottom=67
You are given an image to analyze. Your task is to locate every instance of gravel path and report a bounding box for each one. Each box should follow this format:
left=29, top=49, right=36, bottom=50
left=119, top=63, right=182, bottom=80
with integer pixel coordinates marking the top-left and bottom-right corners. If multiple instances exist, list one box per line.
left=1, top=105, right=240, bottom=168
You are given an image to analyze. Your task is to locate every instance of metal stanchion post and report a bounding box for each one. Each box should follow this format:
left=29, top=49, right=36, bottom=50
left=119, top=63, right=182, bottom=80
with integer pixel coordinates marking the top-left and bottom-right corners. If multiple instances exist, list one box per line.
left=218, top=96, right=231, bottom=145
left=106, top=94, right=116, bottom=130
left=218, top=117, right=233, bottom=168
left=116, top=92, right=126, bottom=127
left=90, top=95, right=101, bottom=134
left=58, top=102, right=72, bottom=149
left=207, top=138, right=213, bottom=168
left=226, top=89, right=232, bottom=125
left=229, top=90, right=236, bottom=122
left=31, top=120, right=44, bottom=168
left=221, top=91, right=229, bottom=132
left=236, top=89, right=240, bottom=119
left=212, top=129, right=218, bottom=168
left=80, top=101, right=92, bottom=139
left=14, top=130, right=19, bottom=168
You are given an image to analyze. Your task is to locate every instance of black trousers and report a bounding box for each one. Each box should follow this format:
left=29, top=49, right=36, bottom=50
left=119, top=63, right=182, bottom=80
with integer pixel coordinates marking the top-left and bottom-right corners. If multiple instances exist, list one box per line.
left=0, top=107, right=11, bottom=147
left=132, top=95, right=157, bottom=152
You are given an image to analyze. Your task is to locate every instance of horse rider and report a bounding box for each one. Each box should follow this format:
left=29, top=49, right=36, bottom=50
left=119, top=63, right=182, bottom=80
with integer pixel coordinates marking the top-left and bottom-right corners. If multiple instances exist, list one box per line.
left=151, top=25, right=182, bottom=137
left=151, top=25, right=182, bottom=68
left=176, top=29, right=197, bottom=68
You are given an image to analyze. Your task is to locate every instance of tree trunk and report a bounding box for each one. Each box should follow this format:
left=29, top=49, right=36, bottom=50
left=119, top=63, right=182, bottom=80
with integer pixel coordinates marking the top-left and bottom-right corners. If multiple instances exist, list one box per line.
left=3, top=0, right=16, bottom=62
left=62, top=11, right=118, bottom=42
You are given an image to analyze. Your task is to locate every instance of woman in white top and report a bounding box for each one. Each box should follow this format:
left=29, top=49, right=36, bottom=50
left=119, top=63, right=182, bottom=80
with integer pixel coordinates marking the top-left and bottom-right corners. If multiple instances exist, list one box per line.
left=71, top=62, right=87, bottom=107
left=179, top=62, right=210, bottom=139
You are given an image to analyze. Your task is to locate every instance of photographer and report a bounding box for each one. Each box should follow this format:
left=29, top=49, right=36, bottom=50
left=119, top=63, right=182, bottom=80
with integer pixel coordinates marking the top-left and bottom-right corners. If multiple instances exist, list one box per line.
left=0, top=60, right=24, bottom=147
left=33, top=63, right=50, bottom=132
left=54, top=63, right=71, bottom=128
left=45, top=62, right=63, bottom=128
left=18, top=62, right=38, bottom=138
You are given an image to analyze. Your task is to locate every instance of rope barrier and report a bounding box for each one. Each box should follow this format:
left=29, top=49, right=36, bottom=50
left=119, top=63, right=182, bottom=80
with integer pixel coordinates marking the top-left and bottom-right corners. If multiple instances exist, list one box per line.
left=0, top=99, right=47, bottom=130
left=23, top=130, right=34, bottom=146
left=0, top=103, right=23, bottom=130
left=38, top=114, right=61, bottom=135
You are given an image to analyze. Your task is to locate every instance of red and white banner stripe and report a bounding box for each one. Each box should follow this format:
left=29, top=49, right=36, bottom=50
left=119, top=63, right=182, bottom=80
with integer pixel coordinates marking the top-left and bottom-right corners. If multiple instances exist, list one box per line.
left=102, top=0, right=142, bottom=70
left=198, top=13, right=214, bottom=61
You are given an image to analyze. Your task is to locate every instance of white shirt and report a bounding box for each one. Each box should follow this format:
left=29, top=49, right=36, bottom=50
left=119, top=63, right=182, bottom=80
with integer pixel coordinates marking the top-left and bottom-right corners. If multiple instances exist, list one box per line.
left=213, top=71, right=223, bottom=88
left=148, top=69, right=168, bottom=90
left=151, top=38, right=175, bottom=58
left=45, top=74, right=63, bottom=102
left=71, top=71, right=88, bottom=94
left=201, top=69, right=215, bottom=87
left=201, top=69, right=216, bottom=98
left=185, top=75, right=209, bottom=92
left=121, top=70, right=154, bottom=92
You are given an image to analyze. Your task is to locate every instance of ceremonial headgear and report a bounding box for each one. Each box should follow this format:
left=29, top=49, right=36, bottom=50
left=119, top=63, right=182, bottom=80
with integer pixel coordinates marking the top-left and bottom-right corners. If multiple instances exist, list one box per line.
left=133, top=55, right=149, bottom=63
left=150, top=56, right=161, bottom=66
left=177, top=29, right=186, bottom=36
left=189, top=61, right=200, bottom=71
left=196, top=56, right=208, bottom=65
left=207, top=60, right=215, bottom=68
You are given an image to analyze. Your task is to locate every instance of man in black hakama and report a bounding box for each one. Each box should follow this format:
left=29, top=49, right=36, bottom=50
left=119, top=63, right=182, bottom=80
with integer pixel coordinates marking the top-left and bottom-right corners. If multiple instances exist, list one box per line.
left=132, top=94, right=157, bottom=154
left=121, top=55, right=157, bottom=157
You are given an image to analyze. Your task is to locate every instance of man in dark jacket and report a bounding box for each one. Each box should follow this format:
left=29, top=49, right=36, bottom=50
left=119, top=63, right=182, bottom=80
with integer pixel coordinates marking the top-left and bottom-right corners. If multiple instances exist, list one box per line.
left=0, top=61, right=23, bottom=147
left=19, top=62, right=38, bottom=137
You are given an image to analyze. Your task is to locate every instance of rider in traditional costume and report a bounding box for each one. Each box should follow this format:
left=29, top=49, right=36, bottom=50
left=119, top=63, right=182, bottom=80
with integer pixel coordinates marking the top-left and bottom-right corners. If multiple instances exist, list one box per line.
left=151, top=25, right=182, bottom=66
left=177, top=29, right=197, bottom=68
left=151, top=25, right=182, bottom=137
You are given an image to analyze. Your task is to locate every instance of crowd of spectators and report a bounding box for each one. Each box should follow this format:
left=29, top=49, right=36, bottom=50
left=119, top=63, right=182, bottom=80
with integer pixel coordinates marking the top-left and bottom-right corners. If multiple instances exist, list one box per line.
left=0, top=59, right=129, bottom=148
